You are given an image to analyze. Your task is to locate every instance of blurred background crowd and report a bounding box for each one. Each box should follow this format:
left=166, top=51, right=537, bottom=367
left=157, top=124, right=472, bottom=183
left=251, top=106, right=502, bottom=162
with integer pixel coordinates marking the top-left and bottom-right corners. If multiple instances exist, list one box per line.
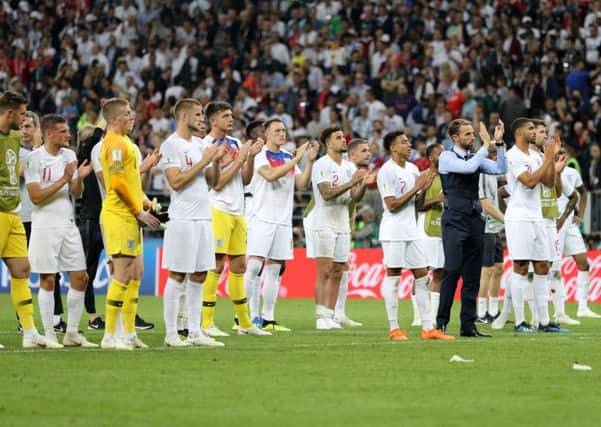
left=4, top=0, right=601, bottom=248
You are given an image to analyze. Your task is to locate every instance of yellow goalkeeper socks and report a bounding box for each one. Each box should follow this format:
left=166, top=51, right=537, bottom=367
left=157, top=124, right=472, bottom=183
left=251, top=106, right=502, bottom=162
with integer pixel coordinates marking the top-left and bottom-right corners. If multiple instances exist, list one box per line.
left=228, top=272, right=252, bottom=329
left=11, top=277, right=34, bottom=331
left=201, top=271, right=220, bottom=329
left=123, top=279, right=140, bottom=335
left=105, top=279, right=127, bottom=334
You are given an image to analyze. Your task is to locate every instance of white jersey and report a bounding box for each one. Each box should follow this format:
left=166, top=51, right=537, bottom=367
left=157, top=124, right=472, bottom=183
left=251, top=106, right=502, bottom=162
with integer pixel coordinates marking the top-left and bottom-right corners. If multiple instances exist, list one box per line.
left=160, top=132, right=212, bottom=220
left=505, top=146, right=543, bottom=221
left=311, top=154, right=356, bottom=233
left=558, top=166, right=582, bottom=223
left=91, top=140, right=106, bottom=200
left=204, top=134, right=244, bottom=215
left=479, top=173, right=503, bottom=233
left=251, top=147, right=300, bottom=225
left=18, top=146, right=34, bottom=222
left=25, top=145, right=77, bottom=227
left=377, top=159, right=420, bottom=241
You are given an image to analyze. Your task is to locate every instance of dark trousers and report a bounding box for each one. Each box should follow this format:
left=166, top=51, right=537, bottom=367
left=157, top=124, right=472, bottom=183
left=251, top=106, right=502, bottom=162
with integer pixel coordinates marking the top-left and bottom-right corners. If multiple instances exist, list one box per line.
left=79, top=219, right=104, bottom=315
left=436, top=210, right=485, bottom=331
left=23, top=222, right=63, bottom=316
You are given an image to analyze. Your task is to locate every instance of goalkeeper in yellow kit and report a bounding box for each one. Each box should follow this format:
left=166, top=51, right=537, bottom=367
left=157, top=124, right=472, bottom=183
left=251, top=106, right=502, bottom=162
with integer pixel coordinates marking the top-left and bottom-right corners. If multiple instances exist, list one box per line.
left=99, top=98, right=160, bottom=350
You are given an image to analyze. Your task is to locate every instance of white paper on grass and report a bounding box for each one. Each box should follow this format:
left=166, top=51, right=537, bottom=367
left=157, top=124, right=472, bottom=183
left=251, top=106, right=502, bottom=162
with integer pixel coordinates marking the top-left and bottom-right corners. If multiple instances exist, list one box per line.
left=572, top=363, right=592, bottom=371
left=449, top=355, right=474, bottom=363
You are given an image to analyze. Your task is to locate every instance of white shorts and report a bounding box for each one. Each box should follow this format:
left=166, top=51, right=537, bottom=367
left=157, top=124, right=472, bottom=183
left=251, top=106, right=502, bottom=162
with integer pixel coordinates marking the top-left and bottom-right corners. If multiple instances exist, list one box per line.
left=381, top=240, right=427, bottom=269
left=417, top=238, right=444, bottom=269
left=505, top=220, right=549, bottom=261
left=559, top=223, right=586, bottom=256
left=162, top=219, right=216, bottom=273
left=247, top=217, right=293, bottom=260
left=29, top=225, right=86, bottom=273
left=307, top=229, right=350, bottom=262
left=544, top=220, right=561, bottom=262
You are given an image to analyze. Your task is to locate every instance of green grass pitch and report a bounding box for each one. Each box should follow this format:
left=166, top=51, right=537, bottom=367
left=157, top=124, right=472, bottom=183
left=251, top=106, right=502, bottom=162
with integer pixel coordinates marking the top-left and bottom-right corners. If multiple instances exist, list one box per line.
left=0, top=295, right=599, bottom=427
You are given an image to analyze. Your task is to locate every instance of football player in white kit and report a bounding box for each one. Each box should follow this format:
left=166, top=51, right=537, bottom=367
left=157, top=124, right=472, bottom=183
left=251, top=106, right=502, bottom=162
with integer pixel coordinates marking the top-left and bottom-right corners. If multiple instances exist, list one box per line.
left=378, top=132, right=454, bottom=341
left=415, top=143, right=445, bottom=323
left=244, top=118, right=317, bottom=331
left=25, top=114, right=97, bottom=347
left=309, top=126, right=371, bottom=329
left=160, top=99, right=226, bottom=347
left=504, top=118, right=565, bottom=333
left=557, top=157, right=601, bottom=318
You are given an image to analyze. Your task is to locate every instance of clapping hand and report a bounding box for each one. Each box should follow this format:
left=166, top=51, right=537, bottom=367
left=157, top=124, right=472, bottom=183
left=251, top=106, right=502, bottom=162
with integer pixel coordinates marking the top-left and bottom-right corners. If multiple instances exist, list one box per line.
left=77, top=159, right=94, bottom=179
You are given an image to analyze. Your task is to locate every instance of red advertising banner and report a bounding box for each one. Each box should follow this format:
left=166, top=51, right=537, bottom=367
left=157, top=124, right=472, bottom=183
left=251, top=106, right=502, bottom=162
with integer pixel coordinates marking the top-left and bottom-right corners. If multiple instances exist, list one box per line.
left=156, top=248, right=601, bottom=303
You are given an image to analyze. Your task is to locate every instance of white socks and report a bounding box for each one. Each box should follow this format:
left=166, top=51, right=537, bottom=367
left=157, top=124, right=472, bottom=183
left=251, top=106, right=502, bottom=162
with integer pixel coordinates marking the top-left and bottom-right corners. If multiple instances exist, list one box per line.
left=38, top=288, right=55, bottom=336
left=186, top=279, right=203, bottom=334
left=334, top=271, right=349, bottom=320
left=414, top=275, right=432, bottom=331
left=489, top=297, right=499, bottom=316
left=163, top=278, right=184, bottom=337
left=525, top=280, right=538, bottom=326
left=411, top=293, right=420, bottom=324
left=245, top=258, right=263, bottom=320
left=533, top=274, right=550, bottom=326
left=577, top=270, right=589, bottom=310
left=477, top=297, right=487, bottom=318
left=510, top=272, right=527, bottom=325
left=66, top=287, right=85, bottom=334
left=430, top=291, right=440, bottom=319
left=382, top=276, right=400, bottom=330
left=501, top=280, right=513, bottom=314
left=548, top=270, right=565, bottom=317
left=261, top=264, right=281, bottom=322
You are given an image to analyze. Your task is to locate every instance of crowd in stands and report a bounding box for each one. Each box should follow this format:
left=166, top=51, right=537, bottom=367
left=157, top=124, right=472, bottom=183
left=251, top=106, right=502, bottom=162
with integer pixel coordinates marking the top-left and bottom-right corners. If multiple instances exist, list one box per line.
left=4, top=0, right=601, bottom=246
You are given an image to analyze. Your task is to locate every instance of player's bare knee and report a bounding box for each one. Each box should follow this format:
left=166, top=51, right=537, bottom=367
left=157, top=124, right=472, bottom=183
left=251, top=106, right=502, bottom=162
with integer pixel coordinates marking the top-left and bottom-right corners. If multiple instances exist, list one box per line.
left=228, top=255, right=246, bottom=274
left=533, top=261, right=549, bottom=276
left=40, top=274, right=55, bottom=291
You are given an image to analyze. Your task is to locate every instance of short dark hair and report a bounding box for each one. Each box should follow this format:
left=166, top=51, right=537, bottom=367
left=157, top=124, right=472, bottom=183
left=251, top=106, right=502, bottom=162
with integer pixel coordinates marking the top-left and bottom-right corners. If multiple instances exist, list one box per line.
left=426, top=143, right=443, bottom=159
left=319, top=125, right=342, bottom=145
left=0, top=91, right=27, bottom=113
left=511, top=117, right=533, bottom=137
left=246, top=120, right=264, bottom=138
left=173, top=98, right=202, bottom=121
left=347, top=138, right=368, bottom=153
left=204, top=101, right=232, bottom=119
left=40, top=114, right=67, bottom=135
left=447, top=119, right=471, bottom=138
left=383, top=131, right=404, bottom=153
left=531, top=118, right=545, bottom=128
left=264, top=118, right=284, bottom=131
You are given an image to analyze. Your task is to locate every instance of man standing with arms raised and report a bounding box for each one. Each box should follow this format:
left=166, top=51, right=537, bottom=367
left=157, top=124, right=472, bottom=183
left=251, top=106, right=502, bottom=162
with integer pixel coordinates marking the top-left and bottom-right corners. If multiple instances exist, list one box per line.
left=200, top=101, right=269, bottom=337
left=436, top=119, right=507, bottom=337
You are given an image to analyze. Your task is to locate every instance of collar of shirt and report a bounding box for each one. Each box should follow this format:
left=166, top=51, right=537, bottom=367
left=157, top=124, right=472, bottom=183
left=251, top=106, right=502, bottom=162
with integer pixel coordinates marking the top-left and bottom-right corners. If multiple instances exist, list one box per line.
left=452, top=145, right=471, bottom=159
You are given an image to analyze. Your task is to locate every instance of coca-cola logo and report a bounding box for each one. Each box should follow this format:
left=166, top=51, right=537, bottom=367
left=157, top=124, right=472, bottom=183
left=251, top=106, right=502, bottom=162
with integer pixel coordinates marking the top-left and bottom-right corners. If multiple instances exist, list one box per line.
left=347, top=252, right=386, bottom=298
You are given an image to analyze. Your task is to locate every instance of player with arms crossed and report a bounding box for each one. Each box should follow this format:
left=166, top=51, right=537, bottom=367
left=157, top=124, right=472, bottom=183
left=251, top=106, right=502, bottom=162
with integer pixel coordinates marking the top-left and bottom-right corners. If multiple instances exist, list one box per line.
left=200, top=101, right=269, bottom=337
left=160, top=99, right=226, bottom=347
left=244, top=118, right=317, bottom=331
left=99, top=98, right=161, bottom=350
left=378, top=132, right=454, bottom=341
left=26, top=114, right=97, bottom=347
left=310, top=126, right=373, bottom=329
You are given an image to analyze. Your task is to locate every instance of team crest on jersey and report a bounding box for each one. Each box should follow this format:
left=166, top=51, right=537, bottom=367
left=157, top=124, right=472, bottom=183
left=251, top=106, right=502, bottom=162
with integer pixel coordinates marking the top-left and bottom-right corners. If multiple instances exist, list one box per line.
left=112, top=149, right=123, bottom=161
left=216, top=239, right=223, bottom=248
left=127, top=239, right=135, bottom=249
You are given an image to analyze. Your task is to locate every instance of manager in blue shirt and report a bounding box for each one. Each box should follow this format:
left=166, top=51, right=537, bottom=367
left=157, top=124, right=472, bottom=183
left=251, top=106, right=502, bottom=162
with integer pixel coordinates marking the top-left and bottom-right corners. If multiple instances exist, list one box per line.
left=436, top=119, right=507, bottom=338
